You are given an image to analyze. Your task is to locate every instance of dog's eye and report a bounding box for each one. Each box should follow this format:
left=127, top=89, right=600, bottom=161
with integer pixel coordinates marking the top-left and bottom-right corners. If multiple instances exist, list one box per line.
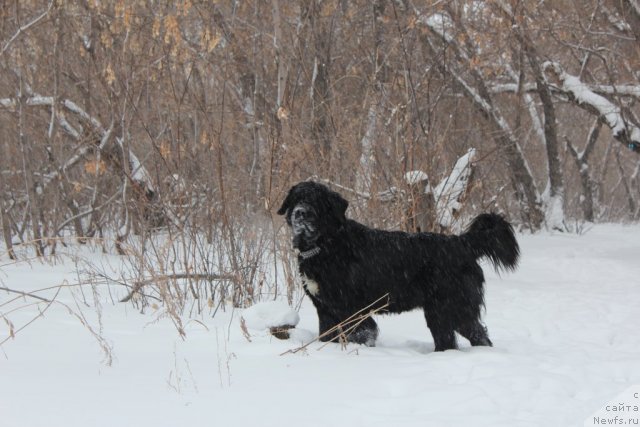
left=293, top=209, right=314, bottom=221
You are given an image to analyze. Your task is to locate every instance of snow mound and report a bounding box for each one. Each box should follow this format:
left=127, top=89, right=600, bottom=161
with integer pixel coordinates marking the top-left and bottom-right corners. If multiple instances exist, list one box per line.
left=241, top=301, right=300, bottom=330
left=288, top=328, right=316, bottom=345
left=404, top=170, right=429, bottom=185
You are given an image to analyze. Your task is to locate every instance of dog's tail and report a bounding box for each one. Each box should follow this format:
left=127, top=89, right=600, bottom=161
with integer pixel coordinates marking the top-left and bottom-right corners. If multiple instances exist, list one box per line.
left=462, top=213, right=520, bottom=272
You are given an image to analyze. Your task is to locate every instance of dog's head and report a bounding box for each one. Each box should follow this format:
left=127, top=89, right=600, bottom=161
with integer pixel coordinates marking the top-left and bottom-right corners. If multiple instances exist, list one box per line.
left=277, top=181, right=349, bottom=251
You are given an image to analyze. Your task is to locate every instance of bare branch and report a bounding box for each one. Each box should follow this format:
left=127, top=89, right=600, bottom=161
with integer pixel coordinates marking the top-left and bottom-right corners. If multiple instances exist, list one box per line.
left=0, top=286, right=52, bottom=303
left=120, top=273, right=236, bottom=303
left=0, top=1, right=54, bottom=56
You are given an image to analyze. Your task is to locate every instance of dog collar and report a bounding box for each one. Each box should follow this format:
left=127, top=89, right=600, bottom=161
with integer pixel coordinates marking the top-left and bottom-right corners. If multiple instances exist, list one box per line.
left=298, top=247, right=321, bottom=260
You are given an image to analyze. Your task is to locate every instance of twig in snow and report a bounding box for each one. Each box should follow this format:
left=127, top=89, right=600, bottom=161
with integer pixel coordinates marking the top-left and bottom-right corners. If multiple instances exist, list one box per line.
left=119, top=273, right=236, bottom=303
left=281, top=293, right=389, bottom=356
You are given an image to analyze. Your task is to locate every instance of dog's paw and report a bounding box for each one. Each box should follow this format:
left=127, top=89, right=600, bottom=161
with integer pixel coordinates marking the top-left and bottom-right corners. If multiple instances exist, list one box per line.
left=348, top=328, right=378, bottom=347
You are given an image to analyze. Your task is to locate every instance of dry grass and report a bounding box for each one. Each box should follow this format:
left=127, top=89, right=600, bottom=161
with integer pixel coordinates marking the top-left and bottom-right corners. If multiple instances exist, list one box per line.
left=0, top=245, right=114, bottom=365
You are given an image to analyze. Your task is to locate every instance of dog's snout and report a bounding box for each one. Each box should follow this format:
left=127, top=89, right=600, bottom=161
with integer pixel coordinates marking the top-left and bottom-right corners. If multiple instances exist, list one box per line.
left=292, top=206, right=312, bottom=223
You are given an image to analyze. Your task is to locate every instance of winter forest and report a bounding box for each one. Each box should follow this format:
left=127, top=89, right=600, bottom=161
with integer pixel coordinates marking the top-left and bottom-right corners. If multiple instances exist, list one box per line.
left=3, top=0, right=640, bottom=298
left=2, top=0, right=640, bottom=245
left=1, top=1, right=640, bottom=426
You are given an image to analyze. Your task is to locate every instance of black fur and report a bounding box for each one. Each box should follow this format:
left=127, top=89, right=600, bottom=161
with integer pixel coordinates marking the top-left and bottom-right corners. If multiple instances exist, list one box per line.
left=278, top=181, right=520, bottom=351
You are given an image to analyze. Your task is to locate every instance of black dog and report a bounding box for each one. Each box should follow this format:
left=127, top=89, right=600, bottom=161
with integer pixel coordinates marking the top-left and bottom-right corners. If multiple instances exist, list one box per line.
left=278, top=181, right=520, bottom=351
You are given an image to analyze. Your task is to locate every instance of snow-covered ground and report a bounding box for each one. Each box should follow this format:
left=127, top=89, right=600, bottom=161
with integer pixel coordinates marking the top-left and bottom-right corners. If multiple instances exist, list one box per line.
left=1, top=225, right=640, bottom=427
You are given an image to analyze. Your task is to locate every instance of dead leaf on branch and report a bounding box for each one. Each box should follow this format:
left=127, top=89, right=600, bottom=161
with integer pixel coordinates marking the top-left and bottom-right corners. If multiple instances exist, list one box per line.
left=84, top=159, right=107, bottom=176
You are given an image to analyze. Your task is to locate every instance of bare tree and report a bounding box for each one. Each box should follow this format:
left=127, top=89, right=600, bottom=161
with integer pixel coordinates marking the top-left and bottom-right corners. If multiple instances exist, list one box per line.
left=1, top=0, right=639, bottom=264
left=417, top=6, right=545, bottom=229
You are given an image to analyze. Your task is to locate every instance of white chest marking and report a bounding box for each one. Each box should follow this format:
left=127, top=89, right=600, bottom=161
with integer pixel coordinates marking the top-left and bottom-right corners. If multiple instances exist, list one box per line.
left=301, top=274, right=320, bottom=296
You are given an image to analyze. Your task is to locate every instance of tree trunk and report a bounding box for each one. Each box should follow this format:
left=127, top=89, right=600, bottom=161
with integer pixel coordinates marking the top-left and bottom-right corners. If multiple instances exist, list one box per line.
left=17, top=87, right=45, bottom=256
left=308, top=0, right=334, bottom=169
left=0, top=195, right=16, bottom=260
left=357, top=0, right=387, bottom=194
left=521, top=39, right=565, bottom=229
left=566, top=119, right=602, bottom=222
left=213, top=4, right=265, bottom=203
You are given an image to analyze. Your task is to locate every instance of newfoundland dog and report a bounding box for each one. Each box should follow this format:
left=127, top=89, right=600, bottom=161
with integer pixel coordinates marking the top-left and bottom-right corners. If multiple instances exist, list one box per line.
left=278, top=181, right=519, bottom=351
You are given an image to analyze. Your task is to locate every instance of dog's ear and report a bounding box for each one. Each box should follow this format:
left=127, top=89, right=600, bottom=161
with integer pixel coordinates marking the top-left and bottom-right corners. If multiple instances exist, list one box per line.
left=327, top=190, right=349, bottom=224
left=277, top=188, right=293, bottom=216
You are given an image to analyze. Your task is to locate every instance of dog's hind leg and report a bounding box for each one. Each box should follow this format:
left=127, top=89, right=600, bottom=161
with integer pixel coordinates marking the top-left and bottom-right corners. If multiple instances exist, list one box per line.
left=457, top=319, right=492, bottom=347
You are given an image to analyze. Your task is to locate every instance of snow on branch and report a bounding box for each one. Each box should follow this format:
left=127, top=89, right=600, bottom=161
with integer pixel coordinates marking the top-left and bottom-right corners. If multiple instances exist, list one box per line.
left=433, top=148, right=476, bottom=229
left=588, top=84, right=640, bottom=99
left=0, top=94, right=156, bottom=190
left=489, top=82, right=640, bottom=100
left=402, top=149, right=477, bottom=231
left=543, top=62, right=640, bottom=151
left=419, top=12, right=455, bottom=43
left=404, top=170, right=429, bottom=186
left=0, top=96, right=54, bottom=108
